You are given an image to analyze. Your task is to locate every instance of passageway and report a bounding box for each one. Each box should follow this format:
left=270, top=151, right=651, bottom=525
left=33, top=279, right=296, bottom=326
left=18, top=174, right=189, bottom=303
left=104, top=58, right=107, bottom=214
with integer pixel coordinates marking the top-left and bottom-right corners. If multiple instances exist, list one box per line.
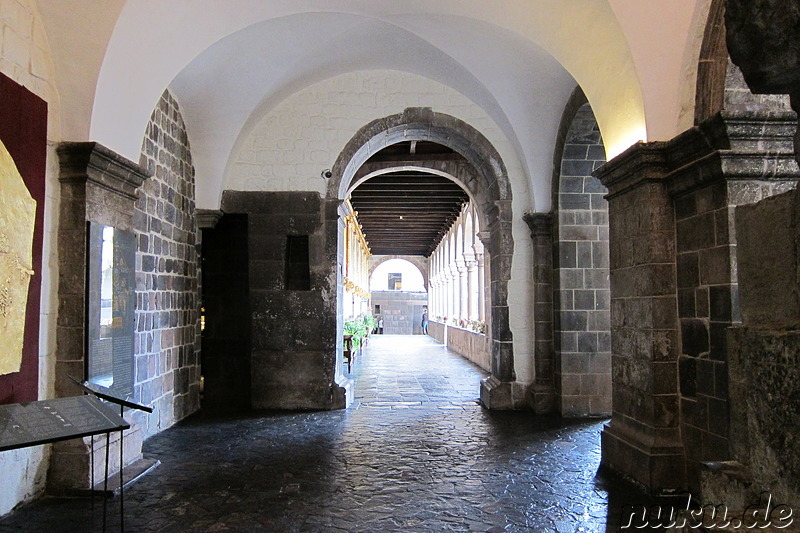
left=351, top=335, right=486, bottom=407
left=0, top=335, right=663, bottom=532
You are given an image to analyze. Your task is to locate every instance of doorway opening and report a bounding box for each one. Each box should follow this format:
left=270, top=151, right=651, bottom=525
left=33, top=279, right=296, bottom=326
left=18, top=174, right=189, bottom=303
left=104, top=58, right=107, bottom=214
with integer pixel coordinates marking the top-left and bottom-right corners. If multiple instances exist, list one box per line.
left=328, top=108, right=516, bottom=408
left=370, top=258, right=428, bottom=335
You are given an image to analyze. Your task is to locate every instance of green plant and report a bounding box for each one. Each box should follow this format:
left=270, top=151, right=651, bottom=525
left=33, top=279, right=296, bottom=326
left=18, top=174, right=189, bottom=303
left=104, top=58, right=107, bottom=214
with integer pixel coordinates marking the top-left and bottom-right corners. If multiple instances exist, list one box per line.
left=344, top=312, right=375, bottom=350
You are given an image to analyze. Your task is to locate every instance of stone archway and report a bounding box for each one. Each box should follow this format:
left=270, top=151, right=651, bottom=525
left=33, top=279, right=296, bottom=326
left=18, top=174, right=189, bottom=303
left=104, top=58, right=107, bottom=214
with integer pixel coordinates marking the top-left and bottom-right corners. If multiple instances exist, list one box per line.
left=326, top=107, right=518, bottom=408
left=550, top=90, right=611, bottom=417
left=369, top=255, right=429, bottom=291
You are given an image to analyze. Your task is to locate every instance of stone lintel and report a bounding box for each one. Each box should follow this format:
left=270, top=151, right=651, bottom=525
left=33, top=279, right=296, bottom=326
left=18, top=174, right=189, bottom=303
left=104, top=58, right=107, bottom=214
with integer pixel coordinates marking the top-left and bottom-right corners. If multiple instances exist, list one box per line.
left=195, top=209, right=224, bottom=229
left=57, top=141, right=149, bottom=201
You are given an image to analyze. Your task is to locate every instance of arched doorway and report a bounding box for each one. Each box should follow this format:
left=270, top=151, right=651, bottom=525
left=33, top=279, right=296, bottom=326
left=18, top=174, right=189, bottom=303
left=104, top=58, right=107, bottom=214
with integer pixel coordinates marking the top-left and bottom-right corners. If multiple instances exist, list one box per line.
left=369, top=258, right=428, bottom=335
left=326, top=108, right=516, bottom=408
left=551, top=89, right=611, bottom=417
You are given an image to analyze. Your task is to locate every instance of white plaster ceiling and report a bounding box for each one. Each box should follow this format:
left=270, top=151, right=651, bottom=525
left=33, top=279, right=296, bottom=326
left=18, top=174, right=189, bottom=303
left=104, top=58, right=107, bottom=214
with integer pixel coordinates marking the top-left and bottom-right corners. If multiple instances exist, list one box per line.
left=37, top=0, right=707, bottom=211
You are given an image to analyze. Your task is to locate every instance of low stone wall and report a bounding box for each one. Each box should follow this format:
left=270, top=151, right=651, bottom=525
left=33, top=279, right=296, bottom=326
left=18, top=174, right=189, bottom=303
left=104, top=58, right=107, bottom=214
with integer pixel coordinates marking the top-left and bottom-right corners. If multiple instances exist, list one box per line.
left=428, top=320, right=490, bottom=371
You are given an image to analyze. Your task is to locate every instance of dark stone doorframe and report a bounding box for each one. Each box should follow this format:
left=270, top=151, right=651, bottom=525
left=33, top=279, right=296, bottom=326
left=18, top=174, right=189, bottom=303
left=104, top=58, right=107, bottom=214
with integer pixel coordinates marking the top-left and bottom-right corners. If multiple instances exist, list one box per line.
left=328, top=107, right=519, bottom=408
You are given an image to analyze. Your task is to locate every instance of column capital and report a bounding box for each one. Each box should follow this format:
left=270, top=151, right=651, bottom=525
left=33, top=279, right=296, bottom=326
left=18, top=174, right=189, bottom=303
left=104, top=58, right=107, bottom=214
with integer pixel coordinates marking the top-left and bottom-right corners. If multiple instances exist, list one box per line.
left=593, top=141, right=670, bottom=199
left=196, top=209, right=224, bottom=229
left=522, top=211, right=553, bottom=239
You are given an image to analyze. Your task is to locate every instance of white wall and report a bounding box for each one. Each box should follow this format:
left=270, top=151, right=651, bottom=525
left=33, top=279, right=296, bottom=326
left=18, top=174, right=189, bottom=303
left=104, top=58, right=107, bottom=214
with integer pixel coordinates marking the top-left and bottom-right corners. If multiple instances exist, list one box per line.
left=0, top=0, right=60, bottom=516
left=227, top=69, right=535, bottom=385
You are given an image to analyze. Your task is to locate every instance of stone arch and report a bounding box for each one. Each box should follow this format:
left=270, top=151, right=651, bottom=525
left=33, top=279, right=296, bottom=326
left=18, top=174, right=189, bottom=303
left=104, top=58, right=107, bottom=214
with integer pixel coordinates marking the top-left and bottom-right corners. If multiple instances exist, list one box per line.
left=369, top=255, right=429, bottom=291
left=328, top=107, right=516, bottom=401
left=550, top=87, right=611, bottom=417
left=694, top=0, right=727, bottom=125
left=694, top=0, right=793, bottom=124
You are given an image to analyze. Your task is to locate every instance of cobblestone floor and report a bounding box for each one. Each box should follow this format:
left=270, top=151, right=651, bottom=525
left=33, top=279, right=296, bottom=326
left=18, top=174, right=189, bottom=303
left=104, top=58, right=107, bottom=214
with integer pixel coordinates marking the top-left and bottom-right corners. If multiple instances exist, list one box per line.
left=0, top=335, right=666, bottom=532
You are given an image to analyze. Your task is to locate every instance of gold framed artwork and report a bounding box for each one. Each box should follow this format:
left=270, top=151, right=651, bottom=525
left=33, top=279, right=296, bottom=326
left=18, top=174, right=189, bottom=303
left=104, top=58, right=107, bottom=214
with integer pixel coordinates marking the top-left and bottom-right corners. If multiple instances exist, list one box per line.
left=0, top=140, right=36, bottom=375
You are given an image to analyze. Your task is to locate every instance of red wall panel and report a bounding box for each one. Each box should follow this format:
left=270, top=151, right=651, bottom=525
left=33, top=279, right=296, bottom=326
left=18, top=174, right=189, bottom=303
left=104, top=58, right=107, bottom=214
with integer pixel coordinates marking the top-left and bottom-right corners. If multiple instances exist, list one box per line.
left=0, top=73, right=48, bottom=403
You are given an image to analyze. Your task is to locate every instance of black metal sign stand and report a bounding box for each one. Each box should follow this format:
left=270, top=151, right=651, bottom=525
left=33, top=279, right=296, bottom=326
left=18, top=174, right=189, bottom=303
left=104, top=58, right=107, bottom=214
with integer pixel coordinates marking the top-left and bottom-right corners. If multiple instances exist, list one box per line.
left=68, top=376, right=152, bottom=533
left=0, top=394, right=130, bottom=531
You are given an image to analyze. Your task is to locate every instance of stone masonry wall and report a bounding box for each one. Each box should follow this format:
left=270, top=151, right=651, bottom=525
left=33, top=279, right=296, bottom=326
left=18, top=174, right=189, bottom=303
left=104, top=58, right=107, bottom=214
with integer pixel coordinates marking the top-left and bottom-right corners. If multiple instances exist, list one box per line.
left=673, top=175, right=796, bottom=480
left=371, top=290, right=427, bottom=335
left=133, top=90, right=201, bottom=438
left=553, top=103, right=611, bottom=416
left=725, top=188, right=800, bottom=506
left=221, top=190, right=344, bottom=410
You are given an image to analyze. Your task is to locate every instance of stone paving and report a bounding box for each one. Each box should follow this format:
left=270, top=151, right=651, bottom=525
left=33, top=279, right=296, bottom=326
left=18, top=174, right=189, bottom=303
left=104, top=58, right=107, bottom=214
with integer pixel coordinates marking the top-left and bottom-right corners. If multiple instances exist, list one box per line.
left=0, top=335, right=667, bottom=532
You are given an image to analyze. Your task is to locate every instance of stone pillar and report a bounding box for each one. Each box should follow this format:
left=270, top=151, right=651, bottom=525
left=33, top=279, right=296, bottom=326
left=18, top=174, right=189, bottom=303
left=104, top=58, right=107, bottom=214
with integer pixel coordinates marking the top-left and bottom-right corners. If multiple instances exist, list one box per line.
left=596, top=108, right=799, bottom=493
left=476, top=252, right=485, bottom=322
left=667, top=112, right=798, bottom=490
left=448, top=266, right=458, bottom=321
left=466, top=259, right=478, bottom=320
left=52, top=142, right=149, bottom=493
left=457, top=261, right=468, bottom=321
left=479, top=203, right=526, bottom=409
left=595, top=142, right=685, bottom=492
left=523, top=212, right=557, bottom=414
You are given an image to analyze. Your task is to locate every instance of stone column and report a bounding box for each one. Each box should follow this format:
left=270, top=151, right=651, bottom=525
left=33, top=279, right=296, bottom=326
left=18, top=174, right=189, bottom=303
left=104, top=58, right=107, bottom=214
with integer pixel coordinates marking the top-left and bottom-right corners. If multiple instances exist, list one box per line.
left=449, top=265, right=459, bottom=321
left=476, top=252, right=485, bottom=322
left=479, top=201, right=525, bottom=409
left=457, top=261, right=468, bottom=322
left=466, top=259, right=478, bottom=320
left=52, top=142, right=149, bottom=492
left=523, top=212, right=556, bottom=414
left=595, top=142, right=685, bottom=492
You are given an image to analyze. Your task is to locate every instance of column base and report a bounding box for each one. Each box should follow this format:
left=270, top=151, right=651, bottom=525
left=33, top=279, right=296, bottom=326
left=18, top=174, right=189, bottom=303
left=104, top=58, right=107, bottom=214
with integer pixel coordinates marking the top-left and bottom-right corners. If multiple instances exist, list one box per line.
left=531, top=382, right=557, bottom=414
left=333, top=377, right=352, bottom=409
left=48, top=423, right=144, bottom=494
left=601, top=419, right=687, bottom=494
left=480, top=376, right=529, bottom=410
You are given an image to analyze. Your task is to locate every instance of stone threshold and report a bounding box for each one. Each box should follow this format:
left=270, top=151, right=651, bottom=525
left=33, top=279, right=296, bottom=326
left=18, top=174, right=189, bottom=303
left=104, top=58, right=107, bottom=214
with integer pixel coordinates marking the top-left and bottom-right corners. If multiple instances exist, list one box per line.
left=68, top=457, right=160, bottom=499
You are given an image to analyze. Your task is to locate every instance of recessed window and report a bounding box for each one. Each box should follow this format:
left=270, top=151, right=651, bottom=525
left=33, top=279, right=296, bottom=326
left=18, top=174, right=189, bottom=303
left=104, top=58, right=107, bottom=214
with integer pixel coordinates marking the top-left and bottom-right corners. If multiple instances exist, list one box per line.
left=388, top=273, right=402, bottom=291
left=285, top=235, right=311, bottom=290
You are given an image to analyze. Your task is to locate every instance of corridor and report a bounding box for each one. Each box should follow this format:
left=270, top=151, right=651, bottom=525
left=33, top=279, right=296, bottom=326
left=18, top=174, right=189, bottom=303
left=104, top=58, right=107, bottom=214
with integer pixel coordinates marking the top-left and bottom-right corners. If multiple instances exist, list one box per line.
left=0, top=336, right=658, bottom=532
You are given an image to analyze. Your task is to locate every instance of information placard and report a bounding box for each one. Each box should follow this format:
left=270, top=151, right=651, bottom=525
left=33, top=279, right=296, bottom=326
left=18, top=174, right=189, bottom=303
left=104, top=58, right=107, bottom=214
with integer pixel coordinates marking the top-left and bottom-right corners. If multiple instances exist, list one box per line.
left=0, top=395, right=129, bottom=452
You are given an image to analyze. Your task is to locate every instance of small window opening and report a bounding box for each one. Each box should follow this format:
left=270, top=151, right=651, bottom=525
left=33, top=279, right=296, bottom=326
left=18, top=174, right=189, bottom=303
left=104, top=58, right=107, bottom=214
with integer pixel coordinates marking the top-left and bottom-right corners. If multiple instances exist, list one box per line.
left=388, top=272, right=402, bottom=291
left=285, top=235, right=311, bottom=290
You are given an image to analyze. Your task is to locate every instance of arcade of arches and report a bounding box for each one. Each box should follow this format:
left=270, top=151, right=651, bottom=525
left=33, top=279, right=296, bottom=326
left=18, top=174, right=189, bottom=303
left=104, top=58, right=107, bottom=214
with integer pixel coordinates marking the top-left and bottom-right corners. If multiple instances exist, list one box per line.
left=2, top=0, right=800, bottom=521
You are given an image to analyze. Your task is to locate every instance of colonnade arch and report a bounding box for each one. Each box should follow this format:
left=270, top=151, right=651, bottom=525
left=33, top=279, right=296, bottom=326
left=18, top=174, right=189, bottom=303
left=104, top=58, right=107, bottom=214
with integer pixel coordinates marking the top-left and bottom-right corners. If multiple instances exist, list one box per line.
left=428, top=204, right=486, bottom=329
left=368, top=256, right=429, bottom=292
left=327, top=107, right=516, bottom=408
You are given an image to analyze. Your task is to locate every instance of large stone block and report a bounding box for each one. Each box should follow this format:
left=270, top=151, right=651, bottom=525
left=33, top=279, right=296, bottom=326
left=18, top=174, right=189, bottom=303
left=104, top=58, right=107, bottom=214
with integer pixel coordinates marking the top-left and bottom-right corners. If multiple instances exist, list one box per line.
left=735, top=189, right=800, bottom=328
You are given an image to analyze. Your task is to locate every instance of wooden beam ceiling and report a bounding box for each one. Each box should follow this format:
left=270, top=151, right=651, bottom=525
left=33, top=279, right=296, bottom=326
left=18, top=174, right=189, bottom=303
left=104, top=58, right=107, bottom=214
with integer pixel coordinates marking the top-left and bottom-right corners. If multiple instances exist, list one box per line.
left=349, top=170, right=469, bottom=257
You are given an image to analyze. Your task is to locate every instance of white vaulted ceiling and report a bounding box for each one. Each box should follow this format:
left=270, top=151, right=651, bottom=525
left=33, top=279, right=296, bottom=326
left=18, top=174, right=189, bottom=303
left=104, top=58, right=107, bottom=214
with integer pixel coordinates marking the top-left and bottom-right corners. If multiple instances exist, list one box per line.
left=37, top=0, right=707, bottom=211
